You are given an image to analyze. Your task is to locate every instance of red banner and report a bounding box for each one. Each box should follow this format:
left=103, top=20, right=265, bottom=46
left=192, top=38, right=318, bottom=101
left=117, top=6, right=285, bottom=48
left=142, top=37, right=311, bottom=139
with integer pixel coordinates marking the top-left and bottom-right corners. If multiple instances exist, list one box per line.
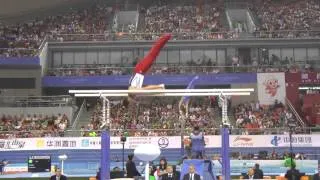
left=286, top=72, right=320, bottom=84
left=301, top=72, right=320, bottom=84
left=285, top=73, right=300, bottom=109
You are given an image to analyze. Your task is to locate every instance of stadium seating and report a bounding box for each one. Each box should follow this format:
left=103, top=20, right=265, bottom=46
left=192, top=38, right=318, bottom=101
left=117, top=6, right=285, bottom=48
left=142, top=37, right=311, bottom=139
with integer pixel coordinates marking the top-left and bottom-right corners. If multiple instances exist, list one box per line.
left=46, top=64, right=305, bottom=77
left=1, top=0, right=320, bottom=56
left=0, top=113, right=69, bottom=138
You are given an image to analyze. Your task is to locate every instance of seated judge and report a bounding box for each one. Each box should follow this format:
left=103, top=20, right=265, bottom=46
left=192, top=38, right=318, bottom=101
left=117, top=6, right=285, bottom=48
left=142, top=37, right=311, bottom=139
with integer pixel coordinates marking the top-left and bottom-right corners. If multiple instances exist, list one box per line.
left=50, top=168, right=67, bottom=180
left=243, top=168, right=260, bottom=179
left=183, top=164, right=201, bottom=180
left=162, top=165, right=179, bottom=180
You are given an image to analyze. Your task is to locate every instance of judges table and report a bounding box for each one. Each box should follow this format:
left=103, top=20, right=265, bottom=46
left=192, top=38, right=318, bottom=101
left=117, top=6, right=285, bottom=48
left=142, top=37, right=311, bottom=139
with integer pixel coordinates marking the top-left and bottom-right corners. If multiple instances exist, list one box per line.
left=89, top=178, right=134, bottom=180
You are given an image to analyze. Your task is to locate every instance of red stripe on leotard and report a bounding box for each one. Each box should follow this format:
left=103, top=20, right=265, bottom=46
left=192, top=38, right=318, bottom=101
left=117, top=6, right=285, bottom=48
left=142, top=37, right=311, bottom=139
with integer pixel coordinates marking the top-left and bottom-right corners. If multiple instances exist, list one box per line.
left=134, top=34, right=171, bottom=74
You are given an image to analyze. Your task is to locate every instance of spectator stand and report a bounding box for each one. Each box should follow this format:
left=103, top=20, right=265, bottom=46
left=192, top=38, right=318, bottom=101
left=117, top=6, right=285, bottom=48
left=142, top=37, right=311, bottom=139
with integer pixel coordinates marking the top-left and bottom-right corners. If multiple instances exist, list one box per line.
left=0, top=95, right=75, bottom=138
left=46, top=63, right=314, bottom=77
left=69, top=88, right=253, bottom=180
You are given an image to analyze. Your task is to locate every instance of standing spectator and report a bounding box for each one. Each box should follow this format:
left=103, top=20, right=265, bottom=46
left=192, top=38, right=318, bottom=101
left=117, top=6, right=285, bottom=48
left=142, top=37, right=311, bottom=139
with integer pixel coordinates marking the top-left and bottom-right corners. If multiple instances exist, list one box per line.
left=190, top=126, right=205, bottom=159
left=155, top=157, right=168, bottom=179
left=126, top=154, right=141, bottom=178
left=284, top=153, right=296, bottom=169
left=50, top=168, right=67, bottom=180
left=253, top=163, right=264, bottom=179
left=183, top=137, right=192, bottom=158
left=0, top=159, right=8, bottom=175
left=285, top=164, right=304, bottom=180
left=314, top=172, right=320, bottom=180
left=96, top=168, right=101, bottom=180
left=149, top=166, right=156, bottom=180
left=313, top=167, right=320, bottom=180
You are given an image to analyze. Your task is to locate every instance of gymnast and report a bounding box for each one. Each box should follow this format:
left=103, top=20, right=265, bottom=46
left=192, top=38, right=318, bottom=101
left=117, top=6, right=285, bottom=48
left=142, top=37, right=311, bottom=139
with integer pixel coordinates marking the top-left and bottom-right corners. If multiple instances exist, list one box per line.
left=127, top=34, right=171, bottom=102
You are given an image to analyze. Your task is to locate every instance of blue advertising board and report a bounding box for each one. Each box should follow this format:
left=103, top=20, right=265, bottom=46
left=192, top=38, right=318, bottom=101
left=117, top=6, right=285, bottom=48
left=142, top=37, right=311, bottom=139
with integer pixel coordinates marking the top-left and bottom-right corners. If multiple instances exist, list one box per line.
left=212, top=160, right=318, bottom=176
left=0, top=57, right=40, bottom=65
left=42, top=73, right=257, bottom=87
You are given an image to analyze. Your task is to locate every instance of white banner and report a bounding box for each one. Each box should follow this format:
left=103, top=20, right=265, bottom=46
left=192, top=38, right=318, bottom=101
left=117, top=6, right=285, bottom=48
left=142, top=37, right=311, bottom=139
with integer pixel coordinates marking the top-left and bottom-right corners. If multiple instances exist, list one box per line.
left=257, top=73, right=286, bottom=105
left=0, top=134, right=319, bottom=151
left=229, top=134, right=316, bottom=148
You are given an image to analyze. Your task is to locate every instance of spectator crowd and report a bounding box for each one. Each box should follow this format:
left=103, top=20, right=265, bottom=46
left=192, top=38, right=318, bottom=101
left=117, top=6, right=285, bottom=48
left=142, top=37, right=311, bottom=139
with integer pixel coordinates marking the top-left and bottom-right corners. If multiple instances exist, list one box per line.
left=47, top=62, right=310, bottom=77
left=0, top=3, right=114, bottom=57
left=0, top=113, right=69, bottom=138
left=1, top=0, right=320, bottom=57
left=252, top=0, right=320, bottom=38
left=233, top=100, right=300, bottom=135
left=80, top=96, right=301, bottom=137
left=0, top=95, right=304, bottom=139
left=83, top=96, right=219, bottom=137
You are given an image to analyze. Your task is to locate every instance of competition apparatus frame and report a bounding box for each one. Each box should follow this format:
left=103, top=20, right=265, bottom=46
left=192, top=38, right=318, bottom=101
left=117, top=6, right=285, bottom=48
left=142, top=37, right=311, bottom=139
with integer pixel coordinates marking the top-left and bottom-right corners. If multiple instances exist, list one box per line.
left=69, top=88, right=254, bottom=180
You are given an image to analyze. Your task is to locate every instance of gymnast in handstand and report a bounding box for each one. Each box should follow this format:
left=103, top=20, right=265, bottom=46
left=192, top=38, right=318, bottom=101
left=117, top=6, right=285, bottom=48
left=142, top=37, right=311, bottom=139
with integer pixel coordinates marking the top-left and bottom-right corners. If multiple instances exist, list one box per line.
left=127, top=34, right=171, bottom=101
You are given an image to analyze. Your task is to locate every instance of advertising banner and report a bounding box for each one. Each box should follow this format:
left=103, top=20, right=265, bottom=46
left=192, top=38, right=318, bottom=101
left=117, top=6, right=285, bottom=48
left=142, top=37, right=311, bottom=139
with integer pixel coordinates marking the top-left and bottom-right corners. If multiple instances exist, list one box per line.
left=0, top=136, right=182, bottom=151
left=42, top=73, right=257, bottom=87
left=257, top=73, right=286, bottom=105
left=0, top=57, right=39, bottom=65
left=4, top=160, right=318, bottom=176
left=0, top=134, right=319, bottom=151
left=301, top=72, right=320, bottom=84
left=212, top=160, right=318, bottom=175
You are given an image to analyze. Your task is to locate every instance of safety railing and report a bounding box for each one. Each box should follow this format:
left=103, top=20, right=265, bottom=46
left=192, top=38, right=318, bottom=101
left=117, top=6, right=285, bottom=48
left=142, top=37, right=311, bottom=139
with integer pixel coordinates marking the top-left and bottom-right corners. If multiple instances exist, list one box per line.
left=47, top=30, right=320, bottom=42
left=2, top=30, right=320, bottom=57
left=285, top=98, right=305, bottom=128
left=0, top=95, right=73, bottom=107
left=71, top=99, right=86, bottom=129
left=1, top=127, right=319, bottom=138
left=38, top=35, right=48, bottom=51
left=46, top=64, right=310, bottom=76
left=0, top=48, right=39, bottom=57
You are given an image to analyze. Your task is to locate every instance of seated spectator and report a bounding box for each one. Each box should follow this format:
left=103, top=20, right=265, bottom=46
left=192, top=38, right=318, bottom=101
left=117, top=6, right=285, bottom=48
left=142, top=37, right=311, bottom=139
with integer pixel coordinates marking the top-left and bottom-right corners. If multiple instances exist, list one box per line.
left=0, top=113, right=69, bottom=138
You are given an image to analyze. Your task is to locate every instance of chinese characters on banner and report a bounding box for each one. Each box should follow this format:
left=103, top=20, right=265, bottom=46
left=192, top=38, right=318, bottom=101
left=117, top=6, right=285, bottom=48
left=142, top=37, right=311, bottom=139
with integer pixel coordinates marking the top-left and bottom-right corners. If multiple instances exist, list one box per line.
left=0, top=135, right=319, bottom=151
left=301, top=72, right=320, bottom=84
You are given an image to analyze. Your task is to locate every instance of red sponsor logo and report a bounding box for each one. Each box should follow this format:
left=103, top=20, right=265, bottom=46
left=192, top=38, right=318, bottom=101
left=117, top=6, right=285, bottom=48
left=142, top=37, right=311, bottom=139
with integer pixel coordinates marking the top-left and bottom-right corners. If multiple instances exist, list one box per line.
left=233, top=136, right=252, bottom=142
left=233, top=136, right=254, bottom=147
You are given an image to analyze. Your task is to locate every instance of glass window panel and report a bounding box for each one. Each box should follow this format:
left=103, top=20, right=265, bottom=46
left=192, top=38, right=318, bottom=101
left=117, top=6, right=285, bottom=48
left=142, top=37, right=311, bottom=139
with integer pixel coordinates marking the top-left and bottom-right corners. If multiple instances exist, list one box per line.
left=204, top=49, right=217, bottom=64
left=281, top=48, right=294, bottom=61
left=53, top=52, right=62, bottom=67
left=143, top=49, right=149, bottom=57
left=269, top=49, right=281, bottom=60
left=110, top=50, right=122, bottom=65
left=307, top=48, right=320, bottom=61
left=294, top=48, right=306, bottom=62
left=167, top=50, right=180, bottom=64
left=217, top=49, right=226, bottom=66
left=86, top=52, right=98, bottom=64
left=62, top=52, right=74, bottom=65
left=98, top=51, right=110, bottom=64
left=121, top=50, right=134, bottom=66
left=180, top=49, right=191, bottom=65
left=74, top=52, right=86, bottom=64
left=191, top=49, right=204, bottom=65
left=156, top=50, right=167, bottom=65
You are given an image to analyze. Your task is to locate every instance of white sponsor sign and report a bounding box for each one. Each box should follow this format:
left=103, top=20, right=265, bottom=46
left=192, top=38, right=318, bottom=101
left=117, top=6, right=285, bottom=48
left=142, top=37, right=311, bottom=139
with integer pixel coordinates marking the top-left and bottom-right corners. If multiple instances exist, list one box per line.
left=0, top=135, right=319, bottom=151
left=268, top=134, right=314, bottom=147
left=4, top=166, right=28, bottom=173
left=257, top=73, right=286, bottom=105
